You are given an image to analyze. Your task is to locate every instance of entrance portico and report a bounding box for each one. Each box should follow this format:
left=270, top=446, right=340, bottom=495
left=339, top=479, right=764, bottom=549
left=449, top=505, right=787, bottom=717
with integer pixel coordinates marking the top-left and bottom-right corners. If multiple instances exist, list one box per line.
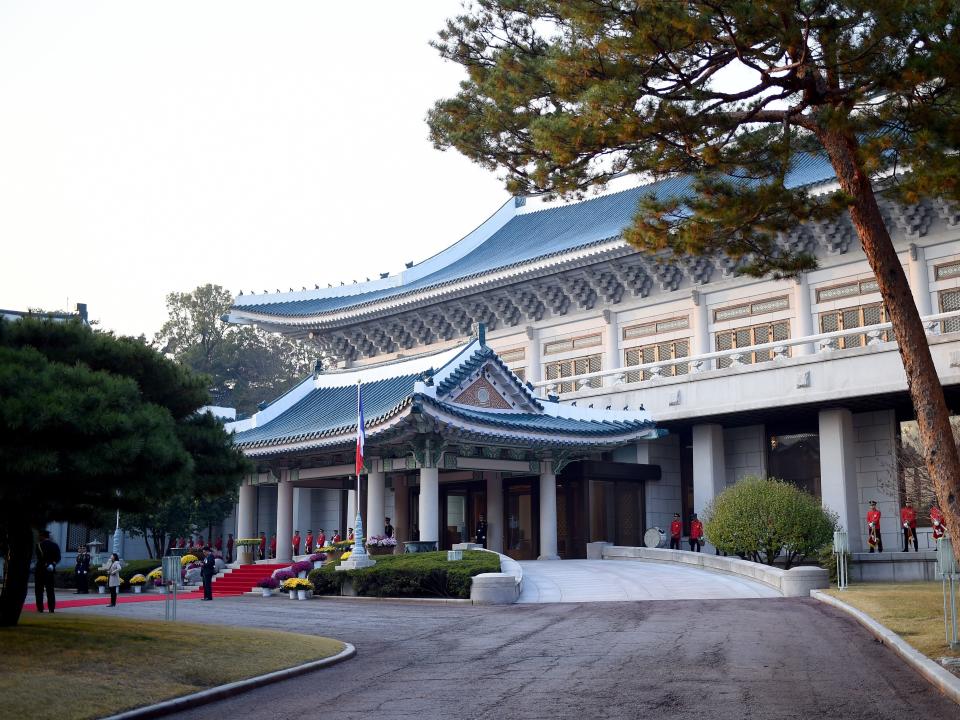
left=228, top=331, right=662, bottom=558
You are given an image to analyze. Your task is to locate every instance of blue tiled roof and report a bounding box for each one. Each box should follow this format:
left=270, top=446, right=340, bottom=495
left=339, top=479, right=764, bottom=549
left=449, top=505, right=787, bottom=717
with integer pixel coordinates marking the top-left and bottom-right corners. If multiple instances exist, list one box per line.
left=233, top=154, right=836, bottom=319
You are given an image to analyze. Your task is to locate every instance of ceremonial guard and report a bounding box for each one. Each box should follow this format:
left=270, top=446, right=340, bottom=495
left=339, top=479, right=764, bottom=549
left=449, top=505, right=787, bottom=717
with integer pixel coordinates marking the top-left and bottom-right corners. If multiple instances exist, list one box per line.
left=669, top=513, right=682, bottom=550
left=269, top=533, right=277, bottom=559
left=866, top=500, right=883, bottom=553
left=332, top=530, right=341, bottom=543
left=214, top=535, right=223, bottom=555
left=35, top=530, right=61, bottom=612
left=689, top=513, right=704, bottom=552
left=316, top=529, right=326, bottom=550
left=258, top=532, right=267, bottom=560
left=226, top=533, right=234, bottom=563
left=200, top=547, right=217, bottom=601
left=304, top=530, right=313, bottom=554
left=931, top=505, right=947, bottom=541
left=900, top=501, right=918, bottom=551
left=347, top=528, right=355, bottom=541
left=475, top=514, right=487, bottom=548
left=74, top=545, right=91, bottom=594
left=384, top=518, right=394, bottom=539
left=292, top=529, right=301, bottom=556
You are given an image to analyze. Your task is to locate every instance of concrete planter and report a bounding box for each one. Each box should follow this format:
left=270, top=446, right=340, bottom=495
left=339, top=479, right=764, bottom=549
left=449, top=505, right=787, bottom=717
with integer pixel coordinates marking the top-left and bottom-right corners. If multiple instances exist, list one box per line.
left=297, top=589, right=310, bottom=600
left=132, top=586, right=142, bottom=594
left=261, top=588, right=273, bottom=598
left=367, top=546, right=394, bottom=556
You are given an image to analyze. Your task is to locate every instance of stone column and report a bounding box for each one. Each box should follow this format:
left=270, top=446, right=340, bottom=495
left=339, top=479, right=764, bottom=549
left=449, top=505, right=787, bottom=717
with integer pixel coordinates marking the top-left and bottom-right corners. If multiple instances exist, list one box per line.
left=418, top=466, right=439, bottom=543
left=525, top=326, right=541, bottom=385
left=237, top=481, right=257, bottom=541
left=393, top=476, right=409, bottom=543
left=819, top=408, right=862, bottom=551
left=539, top=461, right=560, bottom=560
left=275, top=471, right=294, bottom=562
left=908, top=244, right=933, bottom=316
left=603, top=309, right=620, bottom=386
left=366, top=471, right=386, bottom=538
left=794, top=274, right=814, bottom=355
left=692, top=424, right=726, bottom=514
left=485, top=472, right=504, bottom=552
left=691, top=290, right=710, bottom=370
left=346, top=489, right=357, bottom=537
left=293, top=487, right=312, bottom=538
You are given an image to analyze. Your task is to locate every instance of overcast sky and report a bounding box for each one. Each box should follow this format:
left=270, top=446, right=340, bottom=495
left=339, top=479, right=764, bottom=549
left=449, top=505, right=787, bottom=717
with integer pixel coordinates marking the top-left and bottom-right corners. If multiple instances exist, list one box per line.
left=0, top=1, right=508, bottom=337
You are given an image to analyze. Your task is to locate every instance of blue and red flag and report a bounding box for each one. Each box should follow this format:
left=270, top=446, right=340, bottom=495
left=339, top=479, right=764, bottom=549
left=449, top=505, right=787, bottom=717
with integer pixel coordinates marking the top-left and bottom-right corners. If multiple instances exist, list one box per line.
left=355, top=381, right=365, bottom=475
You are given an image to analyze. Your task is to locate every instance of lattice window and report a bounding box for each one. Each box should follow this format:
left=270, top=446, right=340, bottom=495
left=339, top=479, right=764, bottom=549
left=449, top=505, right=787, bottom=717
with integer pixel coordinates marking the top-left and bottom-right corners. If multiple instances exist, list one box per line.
left=816, top=278, right=880, bottom=303
left=624, top=339, right=689, bottom=382
left=714, top=295, right=789, bottom=322
left=622, top=316, right=689, bottom=340
left=941, top=289, right=960, bottom=333
left=543, top=333, right=602, bottom=356
left=498, top=347, right=526, bottom=363
left=512, top=367, right=526, bottom=382
left=715, top=321, right=790, bottom=368
left=819, top=303, right=889, bottom=348
left=544, top=354, right=601, bottom=393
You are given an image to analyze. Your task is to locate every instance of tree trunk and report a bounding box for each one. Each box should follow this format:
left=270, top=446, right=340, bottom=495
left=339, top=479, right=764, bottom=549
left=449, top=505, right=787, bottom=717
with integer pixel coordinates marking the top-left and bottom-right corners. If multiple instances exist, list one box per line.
left=821, top=129, right=960, bottom=563
left=0, top=520, right=33, bottom=627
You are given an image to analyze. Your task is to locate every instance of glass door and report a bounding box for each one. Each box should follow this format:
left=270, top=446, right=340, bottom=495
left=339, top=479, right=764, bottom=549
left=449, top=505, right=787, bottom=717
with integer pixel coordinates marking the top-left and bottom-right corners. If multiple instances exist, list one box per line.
left=505, top=483, right=537, bottom=560
left=444, top=492, right=468, bottom=549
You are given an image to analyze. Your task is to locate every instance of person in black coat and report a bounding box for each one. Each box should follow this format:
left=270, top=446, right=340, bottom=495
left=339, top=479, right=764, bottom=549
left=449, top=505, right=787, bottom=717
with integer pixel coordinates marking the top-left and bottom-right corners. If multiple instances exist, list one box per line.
left=475, top=514, right=488, bottom=549
left=200, top=546, right=217, bottom=600
left=35, top=530, right=61, bottom=612
left=74, top=545, right=92, bottom=594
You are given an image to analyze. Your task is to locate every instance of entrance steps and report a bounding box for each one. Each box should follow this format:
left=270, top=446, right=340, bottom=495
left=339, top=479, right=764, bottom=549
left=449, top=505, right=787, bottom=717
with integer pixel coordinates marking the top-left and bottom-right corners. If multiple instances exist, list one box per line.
left=212, top=563, right=289, bottom=597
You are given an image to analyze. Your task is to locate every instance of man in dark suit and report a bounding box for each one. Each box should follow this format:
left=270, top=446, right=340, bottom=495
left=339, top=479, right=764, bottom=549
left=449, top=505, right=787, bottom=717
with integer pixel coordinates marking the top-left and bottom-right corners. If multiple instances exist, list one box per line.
left=200, top=546, right=217, bottom=601
left=35, top=530, right=61, bottom=612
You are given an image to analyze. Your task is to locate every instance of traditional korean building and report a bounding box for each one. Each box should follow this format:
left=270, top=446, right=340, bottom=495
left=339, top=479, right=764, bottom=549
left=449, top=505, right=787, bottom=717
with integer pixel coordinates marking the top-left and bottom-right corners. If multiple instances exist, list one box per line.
left=227, top=158, right=960, bottom=565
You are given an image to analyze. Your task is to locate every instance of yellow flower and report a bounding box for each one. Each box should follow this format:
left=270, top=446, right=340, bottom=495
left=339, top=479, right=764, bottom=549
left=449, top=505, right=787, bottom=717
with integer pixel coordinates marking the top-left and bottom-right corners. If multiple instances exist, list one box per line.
left=340, top=551, right=352, bottom=561
left=129, top=574, right=146, bottom=585
left=94, top=575, right=108, bottom=585
left=180, top=554, right=198, bottom=566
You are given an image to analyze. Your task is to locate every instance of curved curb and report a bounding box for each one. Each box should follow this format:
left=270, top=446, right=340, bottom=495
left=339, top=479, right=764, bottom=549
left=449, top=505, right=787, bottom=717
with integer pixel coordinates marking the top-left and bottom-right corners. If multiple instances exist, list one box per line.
left=811, top=590, right=960, bottom=705
left=101, top=642, right=356, bottom=720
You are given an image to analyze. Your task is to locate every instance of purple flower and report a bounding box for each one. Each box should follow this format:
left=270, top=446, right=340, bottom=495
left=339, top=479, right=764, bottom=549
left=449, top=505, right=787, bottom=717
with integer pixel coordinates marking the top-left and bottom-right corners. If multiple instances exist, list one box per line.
left=308, top=553, right=327, bottom=562
left=291, top=560, right=313, bottom=574
left=273, top=569, right=295, bottom=583
left=257, top=576, right=280, bottom=589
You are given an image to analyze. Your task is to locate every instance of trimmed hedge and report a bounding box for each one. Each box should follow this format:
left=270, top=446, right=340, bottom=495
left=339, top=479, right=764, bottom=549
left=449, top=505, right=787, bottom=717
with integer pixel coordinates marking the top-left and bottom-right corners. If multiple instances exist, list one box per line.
left=307, top=551, right=499, bottom=599
left=53, top=559, right=161, bottom=591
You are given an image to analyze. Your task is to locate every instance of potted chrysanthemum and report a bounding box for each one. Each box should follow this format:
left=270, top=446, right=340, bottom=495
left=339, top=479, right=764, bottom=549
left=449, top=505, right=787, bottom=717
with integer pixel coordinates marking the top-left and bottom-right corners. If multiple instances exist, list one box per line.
left=129, top=574, right=147, bottom=593
left=257, top=576, right=279, bottom=598
left=94, top=575, right=109, bottom=594
left=309, top=552, right=327, bottom=569
left=366, top=535, right=397, bottom=556
left=281, top=577, right=314, bottom=600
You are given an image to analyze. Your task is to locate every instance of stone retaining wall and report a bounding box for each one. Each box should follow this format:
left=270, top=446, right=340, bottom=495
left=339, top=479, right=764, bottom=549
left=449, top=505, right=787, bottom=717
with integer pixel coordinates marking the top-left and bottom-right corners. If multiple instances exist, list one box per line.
left=594, top=543, right=828, bottom=597
left=469, top=550, right=523, bottom=604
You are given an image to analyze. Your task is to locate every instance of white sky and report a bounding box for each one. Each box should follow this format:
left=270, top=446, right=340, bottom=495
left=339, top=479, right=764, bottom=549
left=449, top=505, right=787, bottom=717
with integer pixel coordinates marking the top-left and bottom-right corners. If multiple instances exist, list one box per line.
left=0, top=1, right=507, bottom=337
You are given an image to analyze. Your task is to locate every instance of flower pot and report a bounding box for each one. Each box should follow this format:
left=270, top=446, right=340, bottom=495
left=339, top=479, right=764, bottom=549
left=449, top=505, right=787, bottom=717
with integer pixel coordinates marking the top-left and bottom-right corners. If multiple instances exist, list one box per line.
left=261, top=588, right=272, bottom=598
left=313, top=561, right=323, bottom=569
left=297, top=571, right=307, bottom=579
left=367, top=546, right=394, bottom=556
left=133, top=586, right=142, bottom=594
left=98, top=586, right=105, bottom=594
left=288, top=590, right=296, bottom=600
left=297, top=589, right=309, bottom=600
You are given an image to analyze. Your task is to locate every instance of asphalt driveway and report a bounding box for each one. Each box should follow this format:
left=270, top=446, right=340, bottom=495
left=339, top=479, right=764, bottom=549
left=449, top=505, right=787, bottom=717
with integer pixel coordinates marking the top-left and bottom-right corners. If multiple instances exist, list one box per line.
left=72, top=595, right=957, bottom=719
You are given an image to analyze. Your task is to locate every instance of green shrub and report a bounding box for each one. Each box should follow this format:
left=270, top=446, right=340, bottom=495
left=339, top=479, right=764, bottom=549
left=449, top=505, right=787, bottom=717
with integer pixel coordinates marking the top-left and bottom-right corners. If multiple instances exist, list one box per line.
left=52, top=559, right=161, bottom=591
left=704, top=476, right=838, bottom=569
left=308, top=551, right=499, bottom=599
left=817, top=544, right=850, bottom=584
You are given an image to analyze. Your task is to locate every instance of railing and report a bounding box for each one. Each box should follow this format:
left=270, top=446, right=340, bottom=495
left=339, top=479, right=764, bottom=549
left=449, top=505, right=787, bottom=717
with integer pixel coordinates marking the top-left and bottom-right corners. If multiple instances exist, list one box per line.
left=531, top=309, right=960, bottom=397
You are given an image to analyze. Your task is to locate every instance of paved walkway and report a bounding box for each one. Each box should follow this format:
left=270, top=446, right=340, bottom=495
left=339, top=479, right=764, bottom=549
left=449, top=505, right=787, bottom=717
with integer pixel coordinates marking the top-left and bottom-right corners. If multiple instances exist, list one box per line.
left=517, top=559, right=780, bottom=602
left=64, top=596, right=958, bottom=719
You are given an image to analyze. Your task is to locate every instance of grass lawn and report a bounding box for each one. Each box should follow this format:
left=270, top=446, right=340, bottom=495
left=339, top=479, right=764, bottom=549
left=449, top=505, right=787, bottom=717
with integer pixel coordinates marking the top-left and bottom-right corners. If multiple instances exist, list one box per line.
left=0, top=613, right=344, bottom=720
left=825, top=582, right=960, bottom=662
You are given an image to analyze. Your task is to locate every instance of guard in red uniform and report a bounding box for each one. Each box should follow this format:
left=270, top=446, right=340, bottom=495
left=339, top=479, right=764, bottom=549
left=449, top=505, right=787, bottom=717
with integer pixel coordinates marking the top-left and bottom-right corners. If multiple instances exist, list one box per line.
left=348, top=528, right=355, bottom=541
left=214, top=535, right=223, bottom=553
left=292, top=530, right=301, bottom=556
left=316, top=529, right=326, bottom=549
left=177, top=537, right=186, bottom=549
left=226, top=533, right=234, bottom=563
left=689, top=513, right=704, bottom=553
left=269, top=534, right=277, bottom=559
left=332, top=530, right=341, bottom=543
left=305, top=530, right=313, bottom=553
left=669, top=513, right=682, bottom=550
left=258, top=532, right=267, bottom=560
left=866, top=500, right=883, bottom=553
left=931, top=506, right=947, bottom=541
left=900, top=501, right=918, bottom=551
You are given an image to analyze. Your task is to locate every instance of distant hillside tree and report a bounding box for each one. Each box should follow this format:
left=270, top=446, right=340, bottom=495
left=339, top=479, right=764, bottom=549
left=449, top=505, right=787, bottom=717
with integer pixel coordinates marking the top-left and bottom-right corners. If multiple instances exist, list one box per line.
left=155, top=284, right=313, bottom=415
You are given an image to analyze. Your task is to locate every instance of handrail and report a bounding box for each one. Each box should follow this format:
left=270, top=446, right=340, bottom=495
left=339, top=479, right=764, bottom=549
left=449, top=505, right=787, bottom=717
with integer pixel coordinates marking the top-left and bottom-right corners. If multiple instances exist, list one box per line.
left=531, top=309, right=960, bottom=395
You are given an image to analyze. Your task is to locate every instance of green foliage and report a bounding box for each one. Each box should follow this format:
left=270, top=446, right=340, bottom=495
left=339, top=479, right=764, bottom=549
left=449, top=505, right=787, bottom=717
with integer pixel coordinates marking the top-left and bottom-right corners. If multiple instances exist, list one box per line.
left=704, top=476, right=837, bottom=569
left=155, top=284, right=313, bottom=415
left=307, top=551, right=500, bottom=599
left=54, top=559, right=161, bottom=590
left=429, top=1, right=960, bottom=276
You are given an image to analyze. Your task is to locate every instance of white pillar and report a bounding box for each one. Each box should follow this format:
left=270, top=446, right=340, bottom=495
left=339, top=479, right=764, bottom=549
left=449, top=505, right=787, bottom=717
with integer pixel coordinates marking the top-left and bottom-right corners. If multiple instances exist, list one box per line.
left=366, top=471, right=386, bottom=537
left=485, top=472, right=503, bottom=552
left=293, top=487, right=312, bottom=538
left=908, top=244, right=933, bottom=316
left=276, top=471, right=294, bottom=562
left=346, top=489, right=357, bottom=536
left=603, top=309, right=619, bottom=386
left=819, top=408, right=862, bottom=552
left=692, top=424, right=726, bottom=514
left=237, top=481, right=257, bottom=540
left=691, top=290, right=710, bottom=370
left=794, top=274, right=814, bottom=355
left=418, top=466, right=439, bottom=543
left=539, top=461, right=560, bottom=560
left=526, top=326, right=541, bottom=385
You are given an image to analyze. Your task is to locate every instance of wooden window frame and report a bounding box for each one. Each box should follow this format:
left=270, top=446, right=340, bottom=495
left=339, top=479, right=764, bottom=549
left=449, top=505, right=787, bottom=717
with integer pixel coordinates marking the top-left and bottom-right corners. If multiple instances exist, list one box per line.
left=544, top=353, right=602, bottom=393
left=624, top=339, right=690, bottom=382
left=715, top=320, right=791, bottom=367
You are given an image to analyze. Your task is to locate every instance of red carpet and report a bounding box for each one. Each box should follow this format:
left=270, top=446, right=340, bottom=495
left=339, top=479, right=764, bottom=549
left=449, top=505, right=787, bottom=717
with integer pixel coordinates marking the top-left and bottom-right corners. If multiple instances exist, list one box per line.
left=212, top=563, right=290, bottom=597
left=24, top=589, right=204, bottom=611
